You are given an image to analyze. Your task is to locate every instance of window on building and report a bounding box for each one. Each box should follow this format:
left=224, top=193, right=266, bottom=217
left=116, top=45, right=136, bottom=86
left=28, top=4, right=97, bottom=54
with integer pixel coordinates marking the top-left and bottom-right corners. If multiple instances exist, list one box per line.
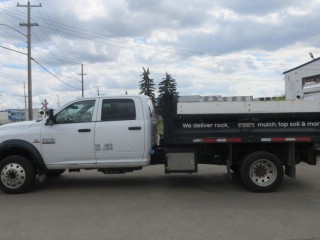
left=302, top=74, right=320, bottom=87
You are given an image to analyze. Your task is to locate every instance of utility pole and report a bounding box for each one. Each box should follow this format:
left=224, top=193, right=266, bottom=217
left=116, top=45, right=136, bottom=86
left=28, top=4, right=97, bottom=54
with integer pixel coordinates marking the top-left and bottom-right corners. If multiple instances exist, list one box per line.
left=0, top=92, right=2, bottom=111
left=57, top=94, right=60, bottom=108
left=18, top=1, right=42, bottom=120
left=23, top=82, right=27, bottom=109
left=96, top=86, right=102, bottom=96
left=78, top=64, right=86, bottom=97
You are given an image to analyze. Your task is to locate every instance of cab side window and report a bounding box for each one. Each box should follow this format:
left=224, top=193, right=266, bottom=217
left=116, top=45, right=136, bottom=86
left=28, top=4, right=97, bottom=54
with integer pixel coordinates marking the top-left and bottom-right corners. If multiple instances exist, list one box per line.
left=101, top=99, right=136, bottom=121
left=55, top=100, right=95, bottom=124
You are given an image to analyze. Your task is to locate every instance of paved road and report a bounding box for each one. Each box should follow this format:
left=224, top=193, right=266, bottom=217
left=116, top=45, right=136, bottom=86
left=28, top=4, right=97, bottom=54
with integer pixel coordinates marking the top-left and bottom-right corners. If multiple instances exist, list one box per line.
left=0, top=163, right=320, bottom=240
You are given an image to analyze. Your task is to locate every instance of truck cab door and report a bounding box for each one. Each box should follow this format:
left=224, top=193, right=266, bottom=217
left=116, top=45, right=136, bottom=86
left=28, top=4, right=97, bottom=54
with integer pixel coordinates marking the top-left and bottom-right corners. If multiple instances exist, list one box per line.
left=40, top=99, right=97, bottom=167
left=94, top=97, right=145, bottom=164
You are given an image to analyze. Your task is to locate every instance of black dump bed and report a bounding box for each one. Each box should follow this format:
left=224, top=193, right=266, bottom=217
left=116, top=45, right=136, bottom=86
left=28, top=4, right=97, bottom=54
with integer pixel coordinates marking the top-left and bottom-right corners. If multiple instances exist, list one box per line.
left=162, top=96, right=320, bottom=145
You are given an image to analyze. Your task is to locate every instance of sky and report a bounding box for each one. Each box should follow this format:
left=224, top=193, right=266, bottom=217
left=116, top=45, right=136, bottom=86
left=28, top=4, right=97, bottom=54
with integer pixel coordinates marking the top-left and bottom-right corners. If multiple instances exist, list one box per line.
left=1, top=0, right=320, bottom=110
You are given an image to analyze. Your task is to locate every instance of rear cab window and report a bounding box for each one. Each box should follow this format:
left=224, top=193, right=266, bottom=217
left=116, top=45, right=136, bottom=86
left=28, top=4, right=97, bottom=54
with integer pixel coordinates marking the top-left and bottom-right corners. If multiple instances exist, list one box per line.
left=100, top=99, right=136, bottom=121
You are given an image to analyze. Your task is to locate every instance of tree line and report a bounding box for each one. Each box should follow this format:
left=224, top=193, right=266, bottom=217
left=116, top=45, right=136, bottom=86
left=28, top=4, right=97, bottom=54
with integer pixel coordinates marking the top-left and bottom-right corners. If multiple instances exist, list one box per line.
left=139, top=67, right=178, bottom=116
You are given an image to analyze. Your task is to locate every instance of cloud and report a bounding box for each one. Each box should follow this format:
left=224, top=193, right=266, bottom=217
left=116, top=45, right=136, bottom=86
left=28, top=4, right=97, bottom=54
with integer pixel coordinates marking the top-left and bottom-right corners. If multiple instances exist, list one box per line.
left=216, top=0, right=303, bottom=15
left=1, top=0, right=320, bottom=111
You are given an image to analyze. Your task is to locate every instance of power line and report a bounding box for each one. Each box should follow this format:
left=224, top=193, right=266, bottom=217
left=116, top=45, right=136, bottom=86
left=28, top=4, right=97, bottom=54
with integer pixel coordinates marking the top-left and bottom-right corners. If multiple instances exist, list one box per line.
left=40, top=6, right=78, bottom=59
left=0, top=45, right=27, bottom=55
left=1, top=4, right=302, bottom=71
left=32, top=58, right=81, bottom=90
left=45, top=56, right=81, bottom=65
left=1, top=1, right=316, bottom=85
left=0, top=44, right=82, bottom=91
left=0, top=8, right=25, bottom=23
left=0, top=5, right=314, bottom=67
left=32, top=8, right=77, bottom=67
left=0, top=6, right=206, bottom=57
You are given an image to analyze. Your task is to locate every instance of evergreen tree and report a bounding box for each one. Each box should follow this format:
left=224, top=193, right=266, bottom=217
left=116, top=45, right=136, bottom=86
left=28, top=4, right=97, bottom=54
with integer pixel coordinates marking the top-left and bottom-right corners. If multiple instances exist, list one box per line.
left=158, top=72, right=179, bottom=116
left=158, top=72, right=178, bottom=98
left=139, top=67, right=156, bottom=104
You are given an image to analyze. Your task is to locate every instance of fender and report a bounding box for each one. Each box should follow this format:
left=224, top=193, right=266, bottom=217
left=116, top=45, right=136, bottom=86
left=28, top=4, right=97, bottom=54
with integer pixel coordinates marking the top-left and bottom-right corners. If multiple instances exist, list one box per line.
left=0, top=139, right=47, bottom=174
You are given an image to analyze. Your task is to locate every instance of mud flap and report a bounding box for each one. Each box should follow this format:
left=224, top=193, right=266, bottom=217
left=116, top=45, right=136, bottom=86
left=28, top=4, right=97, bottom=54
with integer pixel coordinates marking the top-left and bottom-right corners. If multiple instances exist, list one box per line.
left=301, top=148, right=317, bottom=165
left=285, top=143, right=296, bottom=179
left=226, top=144, right=232, bottom=180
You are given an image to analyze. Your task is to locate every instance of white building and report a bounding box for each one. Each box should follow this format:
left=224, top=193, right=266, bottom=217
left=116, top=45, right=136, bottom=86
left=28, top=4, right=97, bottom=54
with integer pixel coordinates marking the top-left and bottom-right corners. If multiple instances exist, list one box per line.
left=283, top=57, right=320, bottom=100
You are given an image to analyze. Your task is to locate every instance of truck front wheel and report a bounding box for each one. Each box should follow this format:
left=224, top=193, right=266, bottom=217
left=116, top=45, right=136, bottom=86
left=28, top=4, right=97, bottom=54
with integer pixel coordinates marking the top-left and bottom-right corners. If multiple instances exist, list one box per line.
left=0, top=155, right=36, bottom=194
left=240, top=151, right=284, bottom=192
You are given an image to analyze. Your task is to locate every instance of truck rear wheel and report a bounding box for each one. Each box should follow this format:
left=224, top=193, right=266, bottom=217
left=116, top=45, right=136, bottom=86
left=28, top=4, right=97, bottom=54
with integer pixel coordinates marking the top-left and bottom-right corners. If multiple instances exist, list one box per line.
left=240, top=151, right=284, bottom=192
left=0, top=155, right=36, bottom=194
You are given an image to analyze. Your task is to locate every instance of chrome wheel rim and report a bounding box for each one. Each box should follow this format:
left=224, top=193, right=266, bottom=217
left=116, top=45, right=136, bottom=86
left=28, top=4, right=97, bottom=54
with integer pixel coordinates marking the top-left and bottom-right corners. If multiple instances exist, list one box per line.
left=1, top=163, right=26, bottom=189
left=249, top=159, right=277, bottom=187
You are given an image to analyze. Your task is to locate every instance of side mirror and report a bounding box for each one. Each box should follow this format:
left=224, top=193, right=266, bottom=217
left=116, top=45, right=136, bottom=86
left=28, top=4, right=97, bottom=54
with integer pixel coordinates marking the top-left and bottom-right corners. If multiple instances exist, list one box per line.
left=46, top=109, right=55, bottom=125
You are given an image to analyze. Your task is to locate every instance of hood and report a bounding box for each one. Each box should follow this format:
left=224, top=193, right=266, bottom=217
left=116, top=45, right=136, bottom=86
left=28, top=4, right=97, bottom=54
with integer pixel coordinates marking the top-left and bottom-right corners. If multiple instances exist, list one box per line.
left=0, top=121, right=36, bottom=131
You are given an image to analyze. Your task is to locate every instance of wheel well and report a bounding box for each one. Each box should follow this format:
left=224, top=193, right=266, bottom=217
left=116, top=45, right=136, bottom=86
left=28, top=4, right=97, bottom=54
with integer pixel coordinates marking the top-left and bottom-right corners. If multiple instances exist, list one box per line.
left=232, top=144, right=284, bottom=167
left=0, top=146, right=45, bottom=174
left=0, top=147, right=35, bottom=165
left=1, top=147, right=30, bottom=159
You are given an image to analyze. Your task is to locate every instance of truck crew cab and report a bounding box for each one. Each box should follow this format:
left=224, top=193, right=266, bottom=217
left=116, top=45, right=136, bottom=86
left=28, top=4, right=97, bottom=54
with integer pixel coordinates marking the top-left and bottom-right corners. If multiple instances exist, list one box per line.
left=0, top=93, right=318, bottom=193
left=0, top=95, right=157, bottom=194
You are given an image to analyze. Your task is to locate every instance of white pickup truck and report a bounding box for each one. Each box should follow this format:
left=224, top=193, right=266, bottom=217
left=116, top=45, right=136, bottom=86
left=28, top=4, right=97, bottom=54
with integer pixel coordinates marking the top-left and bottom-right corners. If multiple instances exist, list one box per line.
left=0, top=96, right=157, bottom=193
left=0, top=94, right=319, bottom=194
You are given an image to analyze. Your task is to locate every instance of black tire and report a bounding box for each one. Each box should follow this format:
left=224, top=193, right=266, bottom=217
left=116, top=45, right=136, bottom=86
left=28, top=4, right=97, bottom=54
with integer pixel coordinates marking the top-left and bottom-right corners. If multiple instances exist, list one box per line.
left=0, top=155, right=36, bottom=194
left=240, top=151, right=284, bottom=192
left=45, top=169, right=65, bottom=177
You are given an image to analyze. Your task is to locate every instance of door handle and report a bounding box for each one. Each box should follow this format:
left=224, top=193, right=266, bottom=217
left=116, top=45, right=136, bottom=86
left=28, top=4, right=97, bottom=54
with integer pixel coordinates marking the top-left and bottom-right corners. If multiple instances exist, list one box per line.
left=78, top=129, right=91, bottom=132
left=128, top=127, right=141, bottom=130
